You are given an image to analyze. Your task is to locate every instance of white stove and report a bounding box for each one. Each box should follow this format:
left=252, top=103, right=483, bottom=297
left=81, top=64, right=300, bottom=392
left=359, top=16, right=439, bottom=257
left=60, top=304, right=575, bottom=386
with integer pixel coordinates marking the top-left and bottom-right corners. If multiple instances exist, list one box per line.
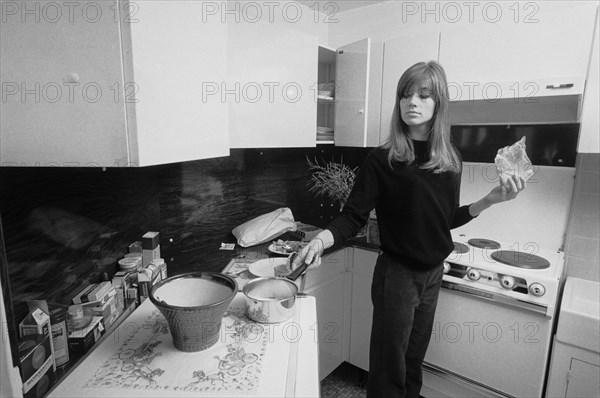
left=443, top=232, right=565, bottom=316
left=422, top=163, right=575, bottom=398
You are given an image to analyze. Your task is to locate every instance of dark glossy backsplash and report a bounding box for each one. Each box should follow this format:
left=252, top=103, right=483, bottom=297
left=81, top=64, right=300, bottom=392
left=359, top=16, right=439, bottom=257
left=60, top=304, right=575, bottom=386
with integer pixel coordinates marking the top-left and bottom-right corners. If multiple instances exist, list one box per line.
left=451, top=123, right=580, bottom=167
left=0, top=146, right=369, bottom=309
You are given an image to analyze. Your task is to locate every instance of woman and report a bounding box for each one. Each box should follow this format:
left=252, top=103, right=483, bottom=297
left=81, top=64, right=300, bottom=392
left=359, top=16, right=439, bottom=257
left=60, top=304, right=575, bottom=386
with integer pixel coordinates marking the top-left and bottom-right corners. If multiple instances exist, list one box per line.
left=294, top=61, right=526, bottom=398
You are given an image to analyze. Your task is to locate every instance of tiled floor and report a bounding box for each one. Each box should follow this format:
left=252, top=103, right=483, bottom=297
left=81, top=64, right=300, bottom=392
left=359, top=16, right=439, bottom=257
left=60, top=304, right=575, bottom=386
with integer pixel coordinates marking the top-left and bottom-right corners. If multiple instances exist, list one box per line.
left=321, top=362, right=368, bottom=398
left=320, top=363, right=427, bottom=398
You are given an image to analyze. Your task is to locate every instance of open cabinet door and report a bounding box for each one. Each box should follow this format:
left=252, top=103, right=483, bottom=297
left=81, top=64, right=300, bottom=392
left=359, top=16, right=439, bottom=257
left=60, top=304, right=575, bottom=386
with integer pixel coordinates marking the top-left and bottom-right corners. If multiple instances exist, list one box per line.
left=334, top=38, right=371, bottom=147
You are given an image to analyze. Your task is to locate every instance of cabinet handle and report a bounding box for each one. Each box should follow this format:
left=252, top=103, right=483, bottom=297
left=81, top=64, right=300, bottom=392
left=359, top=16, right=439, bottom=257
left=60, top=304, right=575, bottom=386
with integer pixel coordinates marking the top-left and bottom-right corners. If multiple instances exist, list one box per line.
left=359, top=109, right=364, bottom=115
left=545, top=83, right=573, bottom=89
left=65, top=72, right=80, bottom=83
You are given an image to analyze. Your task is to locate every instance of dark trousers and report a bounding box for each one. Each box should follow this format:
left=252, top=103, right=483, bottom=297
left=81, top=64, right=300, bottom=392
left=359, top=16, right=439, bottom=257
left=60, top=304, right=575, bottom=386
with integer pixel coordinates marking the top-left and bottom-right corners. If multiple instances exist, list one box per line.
left=366, top=252, right=444, bottom=398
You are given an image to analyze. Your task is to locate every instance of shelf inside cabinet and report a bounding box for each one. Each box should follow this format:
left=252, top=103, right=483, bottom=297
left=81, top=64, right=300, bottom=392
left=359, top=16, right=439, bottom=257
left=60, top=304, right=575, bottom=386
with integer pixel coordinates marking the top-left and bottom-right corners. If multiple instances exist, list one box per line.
left=317, top=45, right=336, bottom=145
left=317, top=95, right=335, bottom=103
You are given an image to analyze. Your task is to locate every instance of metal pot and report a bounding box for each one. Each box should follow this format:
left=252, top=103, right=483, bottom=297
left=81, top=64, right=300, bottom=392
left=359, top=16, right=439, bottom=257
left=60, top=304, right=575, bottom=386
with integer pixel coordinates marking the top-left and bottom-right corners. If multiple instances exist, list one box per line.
left=243, top=277, right=298, bottom=324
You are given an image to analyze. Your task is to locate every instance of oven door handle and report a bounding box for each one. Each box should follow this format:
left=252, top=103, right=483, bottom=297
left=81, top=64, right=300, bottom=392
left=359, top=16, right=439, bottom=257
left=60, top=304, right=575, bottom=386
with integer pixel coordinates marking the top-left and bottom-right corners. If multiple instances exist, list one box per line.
left=441, top=280, right=549, bottom=316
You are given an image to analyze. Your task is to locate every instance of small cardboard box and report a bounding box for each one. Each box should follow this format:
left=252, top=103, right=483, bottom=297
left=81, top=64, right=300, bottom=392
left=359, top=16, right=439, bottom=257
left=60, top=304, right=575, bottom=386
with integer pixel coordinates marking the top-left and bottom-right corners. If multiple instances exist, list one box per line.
left=18, top=334, right=55, bottom=398
left=19, top=308, right=50, bottom=338
left=138, top=259, right=165, bottom=301
left=19, top=303, right=55, bottom=372
left=68, top=316, right=105, bottom=358
left=88, top=291, right=123, bottom=330
left=142, top=231, right=160, bottom=267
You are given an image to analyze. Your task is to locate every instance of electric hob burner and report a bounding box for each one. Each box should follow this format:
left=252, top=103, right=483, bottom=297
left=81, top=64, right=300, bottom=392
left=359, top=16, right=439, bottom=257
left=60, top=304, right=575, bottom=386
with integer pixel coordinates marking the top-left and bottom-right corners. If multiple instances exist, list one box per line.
left=468, top=238, right=501, bottom=250
left=453, top=242, right=469, bottom=254
left=491, top=250, right=551, bottom=269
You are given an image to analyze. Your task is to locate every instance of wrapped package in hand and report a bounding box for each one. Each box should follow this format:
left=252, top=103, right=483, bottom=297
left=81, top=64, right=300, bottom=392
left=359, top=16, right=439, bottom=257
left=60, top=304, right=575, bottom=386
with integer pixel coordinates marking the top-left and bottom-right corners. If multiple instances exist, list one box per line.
left=494, top=137, right=535, bottom=182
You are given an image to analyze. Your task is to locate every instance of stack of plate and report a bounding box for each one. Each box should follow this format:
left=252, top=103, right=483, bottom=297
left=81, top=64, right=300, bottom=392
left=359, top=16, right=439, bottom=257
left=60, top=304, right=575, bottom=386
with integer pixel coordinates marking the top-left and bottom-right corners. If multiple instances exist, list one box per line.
left=317, top=126, right=334, bottom=142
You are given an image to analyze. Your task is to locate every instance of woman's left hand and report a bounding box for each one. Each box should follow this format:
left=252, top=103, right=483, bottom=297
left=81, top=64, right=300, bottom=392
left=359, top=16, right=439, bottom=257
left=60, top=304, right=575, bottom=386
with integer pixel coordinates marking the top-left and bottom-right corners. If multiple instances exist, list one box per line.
left=486, top=174, right=526, bottom=204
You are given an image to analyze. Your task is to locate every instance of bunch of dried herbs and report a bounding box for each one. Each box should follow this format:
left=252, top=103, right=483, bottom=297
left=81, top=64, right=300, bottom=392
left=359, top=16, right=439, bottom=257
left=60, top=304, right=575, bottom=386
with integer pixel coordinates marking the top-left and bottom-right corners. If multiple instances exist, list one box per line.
left=306, top=157, right=358, bottom=203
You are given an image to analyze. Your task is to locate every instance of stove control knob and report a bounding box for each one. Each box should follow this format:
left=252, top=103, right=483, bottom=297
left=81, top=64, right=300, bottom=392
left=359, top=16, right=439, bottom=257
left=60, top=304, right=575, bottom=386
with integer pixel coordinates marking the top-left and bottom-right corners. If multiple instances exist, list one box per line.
left=442, top=262, right=451, bottom=274
left=529, top=283, right=546, bottom=297
left=467, top=268, right=480, bottom=281
left=500, top=276, right=515, bottom=289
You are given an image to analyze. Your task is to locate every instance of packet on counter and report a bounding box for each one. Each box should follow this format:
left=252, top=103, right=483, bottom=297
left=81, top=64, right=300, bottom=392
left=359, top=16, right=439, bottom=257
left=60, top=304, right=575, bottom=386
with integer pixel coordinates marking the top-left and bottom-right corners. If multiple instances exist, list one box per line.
left=494, top=137, right=534, bottom=182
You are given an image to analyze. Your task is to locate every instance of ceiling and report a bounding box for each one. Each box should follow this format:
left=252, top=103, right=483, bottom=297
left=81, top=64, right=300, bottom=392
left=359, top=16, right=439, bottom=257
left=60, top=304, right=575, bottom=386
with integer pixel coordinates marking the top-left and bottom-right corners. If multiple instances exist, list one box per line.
left=295, top=0, right=385, bottom=13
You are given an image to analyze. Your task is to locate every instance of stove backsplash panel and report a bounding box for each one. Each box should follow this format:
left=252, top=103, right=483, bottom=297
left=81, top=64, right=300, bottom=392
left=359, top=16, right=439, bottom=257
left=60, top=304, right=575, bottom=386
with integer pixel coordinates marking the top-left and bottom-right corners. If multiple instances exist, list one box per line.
left=454, top=162, right=575, bottom=251
left=451, top=123, right=579, bottom=167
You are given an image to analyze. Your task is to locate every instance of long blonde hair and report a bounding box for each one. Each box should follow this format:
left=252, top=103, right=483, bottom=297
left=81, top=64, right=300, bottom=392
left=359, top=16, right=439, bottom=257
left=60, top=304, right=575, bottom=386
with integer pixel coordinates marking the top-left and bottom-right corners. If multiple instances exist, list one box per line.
left=383, top=61, right=461, bottom=173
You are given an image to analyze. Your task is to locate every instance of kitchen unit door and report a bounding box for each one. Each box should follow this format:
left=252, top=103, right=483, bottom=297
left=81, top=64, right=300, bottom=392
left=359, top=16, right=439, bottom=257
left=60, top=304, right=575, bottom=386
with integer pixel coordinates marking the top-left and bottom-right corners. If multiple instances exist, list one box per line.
left=302, top=248, right=351, bottom=380
left=379, top=32, right=440, bottom=145
left=438, top=3, right=597, bottom=102
left=333, top=38, right=383, bottom=148
left=348, top=248, right=377, bottom=371
left=228, top=22, right=318, bottom=149
left=423, top=287, right=555, bottom=398
left=0, top=0, right=230, bottom=167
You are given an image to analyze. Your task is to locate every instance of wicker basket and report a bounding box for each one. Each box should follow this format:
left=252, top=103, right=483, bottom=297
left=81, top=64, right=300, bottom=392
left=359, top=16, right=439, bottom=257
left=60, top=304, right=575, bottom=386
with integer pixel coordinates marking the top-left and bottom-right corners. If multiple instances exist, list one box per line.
left=149, top=272, right=236, bottom=352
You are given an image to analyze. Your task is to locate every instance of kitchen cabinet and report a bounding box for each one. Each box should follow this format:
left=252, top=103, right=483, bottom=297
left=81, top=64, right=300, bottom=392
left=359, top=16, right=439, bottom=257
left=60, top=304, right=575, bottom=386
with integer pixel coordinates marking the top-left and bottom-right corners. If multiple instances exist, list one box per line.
left=228, top=22, right=318, bottom=149
left=303, top=248, right=351, bottom=380
left=0, top=0, right=229, bottom=167
left=546, top=277, right=600, bottom=398
left=438, top=3, right=597, bottom=102
left=348, top=247, right=377, bottom=371
left=380, top=32, right=440, bottom=145
left=333, top=39, right=383, bottom=148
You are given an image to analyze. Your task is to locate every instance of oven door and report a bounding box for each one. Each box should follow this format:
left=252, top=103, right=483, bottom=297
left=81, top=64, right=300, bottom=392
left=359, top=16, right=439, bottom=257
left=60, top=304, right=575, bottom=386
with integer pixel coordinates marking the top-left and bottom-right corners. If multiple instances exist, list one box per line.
left=422, top=282, right=554, bottom=398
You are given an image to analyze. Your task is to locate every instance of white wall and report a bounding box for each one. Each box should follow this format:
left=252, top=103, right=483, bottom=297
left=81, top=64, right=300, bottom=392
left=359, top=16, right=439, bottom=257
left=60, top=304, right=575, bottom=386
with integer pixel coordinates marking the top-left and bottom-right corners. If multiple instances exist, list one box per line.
left=226, top=0, right=329, bottom=44
left=328, top=0, right=595, bottom=47
left=579, top=7, right=600, bottom=154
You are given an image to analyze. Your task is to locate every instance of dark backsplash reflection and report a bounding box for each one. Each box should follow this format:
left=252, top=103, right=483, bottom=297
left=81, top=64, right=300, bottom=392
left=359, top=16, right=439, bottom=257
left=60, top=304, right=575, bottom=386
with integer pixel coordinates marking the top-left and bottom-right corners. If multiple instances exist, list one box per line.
left=451, top=123, right=579, bottom=167
left=0, top=146, right=369, bottom=306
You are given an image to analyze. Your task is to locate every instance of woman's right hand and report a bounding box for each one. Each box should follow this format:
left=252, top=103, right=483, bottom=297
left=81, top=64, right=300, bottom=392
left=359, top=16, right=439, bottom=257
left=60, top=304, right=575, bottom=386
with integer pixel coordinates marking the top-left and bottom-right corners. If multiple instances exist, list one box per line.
left=291, top=230, right=334, bottom=270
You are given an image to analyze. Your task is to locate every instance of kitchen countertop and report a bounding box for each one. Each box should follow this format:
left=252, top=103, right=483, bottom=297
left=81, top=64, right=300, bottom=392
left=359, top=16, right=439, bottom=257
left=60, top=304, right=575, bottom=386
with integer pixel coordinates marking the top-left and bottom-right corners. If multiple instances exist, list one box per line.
left=165, top=222, right=380, bottom=277
left=48, top=293, right=320, bottom=398
left=48, top=225, right=376, bottom=398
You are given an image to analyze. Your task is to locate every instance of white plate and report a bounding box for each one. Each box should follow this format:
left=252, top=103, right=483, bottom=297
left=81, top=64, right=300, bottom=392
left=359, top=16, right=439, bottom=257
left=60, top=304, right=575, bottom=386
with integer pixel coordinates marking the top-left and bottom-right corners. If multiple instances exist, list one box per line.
left=248, top=258, right=289, bottom=278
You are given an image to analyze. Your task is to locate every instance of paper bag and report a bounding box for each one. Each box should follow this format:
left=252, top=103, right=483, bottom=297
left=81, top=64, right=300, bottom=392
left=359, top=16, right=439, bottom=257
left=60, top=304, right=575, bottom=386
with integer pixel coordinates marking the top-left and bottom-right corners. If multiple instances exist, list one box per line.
left=232, top=208, right=297, bottom=247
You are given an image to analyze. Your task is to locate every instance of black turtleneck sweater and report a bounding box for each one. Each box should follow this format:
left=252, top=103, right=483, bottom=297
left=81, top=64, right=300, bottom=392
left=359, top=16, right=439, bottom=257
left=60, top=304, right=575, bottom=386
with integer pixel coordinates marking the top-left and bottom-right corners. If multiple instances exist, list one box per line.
left=327, top=141, right=475, bottom=270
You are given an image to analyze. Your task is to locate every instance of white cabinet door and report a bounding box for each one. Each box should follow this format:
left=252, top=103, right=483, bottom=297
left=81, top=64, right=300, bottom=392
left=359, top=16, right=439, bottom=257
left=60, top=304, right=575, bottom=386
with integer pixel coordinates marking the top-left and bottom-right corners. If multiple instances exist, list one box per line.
left=349, top=248, right=377, bottom=371
left=334, top=38, right=371, bottom=147
left=438, top=3, right=597, bottom=101
left=305, top=274, right=348, bottom=380
left=228, top=22, right=318, bottom=148
left=303, top=248, right=350, bottom=380
left=126, top=0, right=230, bottom=166
left=0, top=0, right=128, bottom=167
left=566, top=359, right=600, bottom=398
left=380, top=32, right=440, bottom=145
left=0, top=0, right=230, bottom=167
